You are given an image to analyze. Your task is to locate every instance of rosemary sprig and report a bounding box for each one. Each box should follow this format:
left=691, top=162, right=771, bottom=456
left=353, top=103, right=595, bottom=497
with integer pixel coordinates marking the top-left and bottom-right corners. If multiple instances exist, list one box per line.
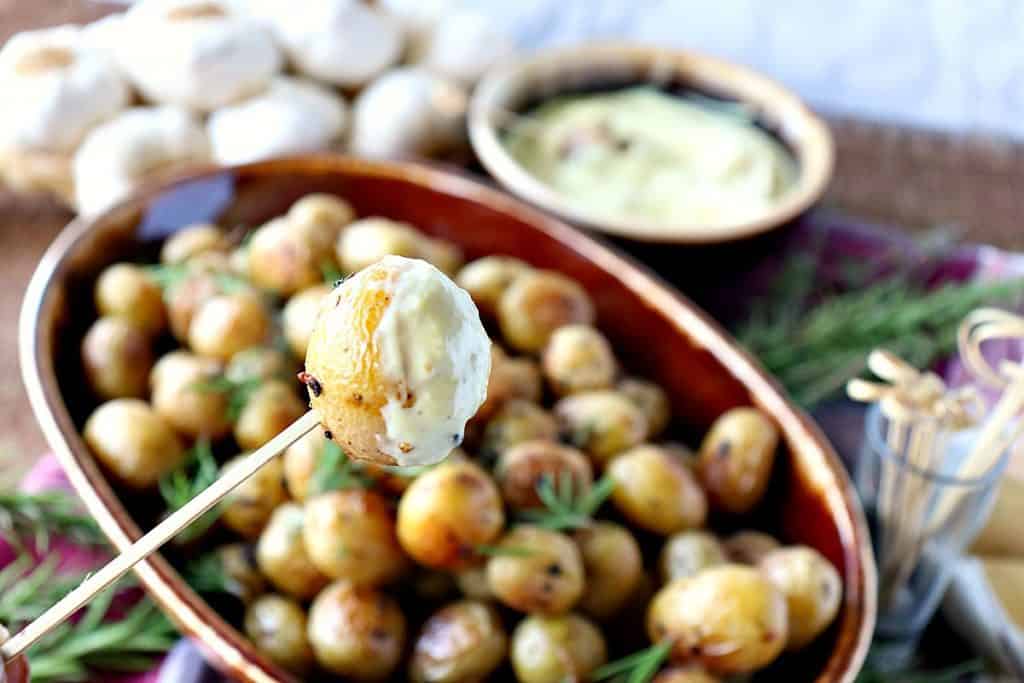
left=309, top=441, right=372, bottom=495
left=181, top=551, right=228, bottom=595
left=159, top=440, right=221, bottom=543
left=737, top=254, right=1024, bottom=407
left=590, top=641, right=672, bottom=683
left=320, top=260, right=345, bottom=285
left=191, top=375, right=262, bottom=421
left=0, top=491, right=105, bottom=553
left=0, top=556, right=81, bottom=625
left=517, top=473, right=616, bottom=531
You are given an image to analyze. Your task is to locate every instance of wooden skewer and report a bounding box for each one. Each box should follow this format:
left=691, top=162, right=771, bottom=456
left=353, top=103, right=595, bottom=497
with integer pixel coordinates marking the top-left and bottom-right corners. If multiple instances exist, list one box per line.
left=0, top=411, right=321, bottom=662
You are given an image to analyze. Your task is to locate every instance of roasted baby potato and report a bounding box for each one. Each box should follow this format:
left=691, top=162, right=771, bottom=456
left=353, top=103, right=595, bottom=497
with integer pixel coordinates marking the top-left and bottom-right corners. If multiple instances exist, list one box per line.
left=216, top=542, right=266, bottom=604
left=495, top=439, right=592, bottom=510
left=83, top=398, right=185, bottom=489
left=659, top=531, right=728, bottom=582
left=456, top=256, right=532, bottom=317
left=335, top=217, right=426, bottom=274
left=81, top=316, right=152, bottom=399
left=246, top=217, right=322, bottom=296
left=759, top=546, right=842, bottom=650
left=150, top=351, right=231, bottom=439
left=160, top=223, right=226, bottom=265
left=510, top=613, right=606, bottom=683
left=486, top=525, right=584, bottom=615
left=698, top=408, right=779, bottom=514
left=409, top=601, right=507, bottom=683
left=188, top=289, right=271, bottom=361
left=607, top=444, right=707, bottom=535
left=574, top=521, right=643, bottom=619
left=497, top=269, right=595, bottom=353
left=541, top=324, right=616, bottom=396
left=233, top=380, right=306, bottom=450
left=221, top=454, right=288, bottom=540
left=554, top=390, right=647, bottom=466
left=617, top=376, right=672, bottom=438
left=282, top=283, right=331, bottom=359
left=244, top=594, right=315, bottom=674
left=256, top=502, right=329, bottom=601
left=94, top=262, right=166, bottom=336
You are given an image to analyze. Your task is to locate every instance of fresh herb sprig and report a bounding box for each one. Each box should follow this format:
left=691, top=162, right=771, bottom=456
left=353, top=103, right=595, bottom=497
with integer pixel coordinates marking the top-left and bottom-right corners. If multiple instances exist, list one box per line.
left=590, top=641, right=672, bottom=683
left=309, top=441, right=372, bottom=495
left=181, top=551, right=229, bottom=595
left=0, top=491, right=105, bottom=553
left=192, top=375, right=262, bottom=421
left=517, top=473, right=616, bottom=531
left=159, top=440, right=221, bottom=543
left=738, top=255, right=1024, bottom=407
left=144, top=263, right=249, bottom=295
left=320, top=260, right=345, bottom=285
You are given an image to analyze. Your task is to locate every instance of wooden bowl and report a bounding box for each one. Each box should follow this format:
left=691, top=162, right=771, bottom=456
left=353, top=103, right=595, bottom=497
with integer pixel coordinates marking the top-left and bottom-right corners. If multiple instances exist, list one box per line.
left=20, top=156, right=872, bottom=682
left=470, top=42, right=835, bottom=244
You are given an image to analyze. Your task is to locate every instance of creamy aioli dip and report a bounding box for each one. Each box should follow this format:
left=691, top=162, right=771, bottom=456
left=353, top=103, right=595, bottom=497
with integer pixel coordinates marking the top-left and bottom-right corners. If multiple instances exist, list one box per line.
left=503, top=86, right=797, bottom=231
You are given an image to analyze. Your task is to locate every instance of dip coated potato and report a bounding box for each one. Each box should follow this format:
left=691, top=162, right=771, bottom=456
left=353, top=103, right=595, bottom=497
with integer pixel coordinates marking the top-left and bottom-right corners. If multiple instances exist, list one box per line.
left=498, top=269, right=595, bottom=353
left=216, top=542, right=266, bottom=604
left=83, top=398, right=185, bottom=489
left=618, top=376, right=671, bottom=438
left=653, top=668, right=721, bottom=683
left=244, top=594, right=315, bottom=674
left=94, top=263, right=166, bottom=336
left=698, top=408, right=779, bottom=514
left=233, top=380, right=306, bottom=450
left=456, top=256, right=532, bottom=317
left=409, top=601, right=507, bottom=683
left=225, top=346, right=294, bottom=385
left=336, top=217, right=426, bottom=273
left=496, top=439, right=592, bottom=510
left=256, top=503, right=329, bottom=600
left=554, top=390, right=647, bottom=466
left=607, top=445, right=707, bottom=535
left=160, top=223, right=226, bottom=265
left=247, top=217, right=322, bottom=296
left=282, top=283, right=331, bottom=359
left=574, top=522, right=642, bottom=619
left=81, top=316, right=152, bottom=399
left=541, top=324, right=616, bottom=396
left=647, top=565, right=788, bottom=674
left=759, top=546, right=842, bottom=651
left=510, top=613, right=606, bottom=683
left=221, top=454, right=288, bottom=540
left=486, top=525, right=584, bottom=615
left=150, top=351, right=231, bottom=439
left=723, top=530, right=781, bottom=565
left=188, top=290, right=271, bottom=361
left=397, top=461, right=504, bottom=570
left=659, top=531, right=728, bottom=582
left=303, top=489, right=408, bottom=586
left=308, top=581, right=406, bottom=681
left=480, top=400, right=558, bottom=463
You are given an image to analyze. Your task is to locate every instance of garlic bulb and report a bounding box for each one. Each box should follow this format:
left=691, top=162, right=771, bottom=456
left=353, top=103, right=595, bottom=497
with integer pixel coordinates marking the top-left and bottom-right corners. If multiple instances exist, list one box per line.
left=254, top=0, right=403, bottom=89
left=413, top=9, right=515, bottom=86
left=208, top=76, right=347, bottom=165
left=349, top=67, right=467, bottom=159
left=114, top=0, right=282, bottom=112
left=0, top=25, right=129, bottom=153
left=72, top=106, right=210, bottom=215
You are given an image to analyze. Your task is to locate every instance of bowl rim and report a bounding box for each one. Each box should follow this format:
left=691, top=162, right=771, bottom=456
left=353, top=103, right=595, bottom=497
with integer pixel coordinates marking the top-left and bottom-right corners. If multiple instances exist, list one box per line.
left=19, top=155, right=872, bottom=682
left=469, top=41, right=836, bottom=244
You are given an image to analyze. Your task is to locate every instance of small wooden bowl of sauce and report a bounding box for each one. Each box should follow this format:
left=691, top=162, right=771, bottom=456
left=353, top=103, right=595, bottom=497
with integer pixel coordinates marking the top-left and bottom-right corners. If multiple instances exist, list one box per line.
left=470, top=42, right=834, bottom=244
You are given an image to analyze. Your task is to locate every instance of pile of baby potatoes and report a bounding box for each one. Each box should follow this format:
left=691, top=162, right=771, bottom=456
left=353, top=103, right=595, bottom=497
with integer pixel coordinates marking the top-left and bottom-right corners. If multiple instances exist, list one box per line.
left=78, top=193, right=842, bottom=682
left=0, top=0, right=512, bottom=215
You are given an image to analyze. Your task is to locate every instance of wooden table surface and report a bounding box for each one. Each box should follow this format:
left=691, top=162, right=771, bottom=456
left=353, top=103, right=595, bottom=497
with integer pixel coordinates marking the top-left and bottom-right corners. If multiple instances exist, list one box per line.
left=3, top=1, right=1024, bottom=477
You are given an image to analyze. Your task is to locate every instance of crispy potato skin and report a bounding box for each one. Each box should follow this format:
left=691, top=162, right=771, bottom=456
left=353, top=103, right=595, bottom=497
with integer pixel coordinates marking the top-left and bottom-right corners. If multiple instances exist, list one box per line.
left=409, top=600, right=507, bottom=683
left=759, top=546, right=842, bottom=651
left=698, top=408, right=779, bottom=514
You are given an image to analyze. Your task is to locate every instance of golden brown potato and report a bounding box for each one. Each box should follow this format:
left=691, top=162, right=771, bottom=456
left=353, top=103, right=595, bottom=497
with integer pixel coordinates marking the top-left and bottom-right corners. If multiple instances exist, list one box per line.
left=554, top=390, right=647, bottom=466
left=303, top=489, right=408, bottom=586
left=221, top=454, right=288, bottom=540
left=574, top=522, right=642, bottom=619
left=698, top=408, right=779, bottom=514
left=647, top=565, right=788, bottom=674
left=336, top=217, right=426, bottom=273
left=150, top=351, right=231, bottom=439
left=216, top=543, right=266, bottom=604
left=225, top=346, right=294, bottom=385
left=456, top=256, right=532, bottom=317
left=188, top=290, right=271, bottom=361
left=419, top=237, right=464, bottom=276
left=287, top=193, right=355, bottom=257
left=282, top=283, right=331, bottom=359
left=618, top=377, right=672, bottom=438
left=397, top=460, right=504, bottom=570
left=233, top=380, right=306, bottom=450
left=282, top=429, right=328, bottom=502
left=246, top=217, right=322, bottom=296
left=496, top=439, right=592, bottom=510
left=160, top=224, right=226, bottom=265
left=81, top=316, right=152, bottom=399
left=308, top=581, right=406, bottom=681
left=83, top=399, right=185, bottom=489
left=652, top=667, right=721, bottom=683
left=473, top=346, right=543, bottom=425
left=256, top=502, right=329, bottom=600
left=759, top=546, right=842, bottom=651
left=94, top=263, right=166, bottom=336
left=165, top=268, right=223, bottom=342
left=409, top=601, right=507, bottom=683
left=486, top=525, right=584, bottom=615
left=497, top=269, right=595, bottom=353
left=510, top=614, right=606, bottom=683
left=541, top=324, right=616, bottom=396
left=480, top=400, right=559, bottom=462
left=454, top=566, right=493, bottom=601
left=244, top=594, right=315, bottom=674
left=607, top=445, right=707, bottom=535
left=723, top=531, right=782, bottom=565
left=659, top=531, right=728, bottom=582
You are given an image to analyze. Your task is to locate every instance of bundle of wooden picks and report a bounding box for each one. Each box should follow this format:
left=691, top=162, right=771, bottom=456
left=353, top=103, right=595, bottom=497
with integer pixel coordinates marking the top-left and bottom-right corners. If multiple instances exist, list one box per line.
left=847, top=307, right=1024, bottom=610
